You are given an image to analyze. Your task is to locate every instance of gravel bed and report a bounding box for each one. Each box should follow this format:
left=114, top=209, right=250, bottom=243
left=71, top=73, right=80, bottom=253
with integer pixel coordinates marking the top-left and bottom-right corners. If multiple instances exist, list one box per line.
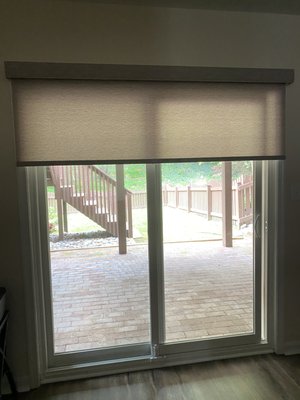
left=50, top=231, right=136, bottom=250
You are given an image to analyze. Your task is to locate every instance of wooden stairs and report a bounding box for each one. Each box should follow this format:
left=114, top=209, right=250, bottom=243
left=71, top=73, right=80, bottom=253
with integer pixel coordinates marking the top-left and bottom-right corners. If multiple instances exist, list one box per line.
left=49, top=165, right=133, bottom=240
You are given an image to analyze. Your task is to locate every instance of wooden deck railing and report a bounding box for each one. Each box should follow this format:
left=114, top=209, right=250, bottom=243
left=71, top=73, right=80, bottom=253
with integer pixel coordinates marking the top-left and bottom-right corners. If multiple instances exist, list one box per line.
left=49, top=165, right=133, bottom=241
left=130, top=182, right=253, bottom=227
left=49, top=165, right=252, bottom=248
left=164, top=182, right=253, bottom=226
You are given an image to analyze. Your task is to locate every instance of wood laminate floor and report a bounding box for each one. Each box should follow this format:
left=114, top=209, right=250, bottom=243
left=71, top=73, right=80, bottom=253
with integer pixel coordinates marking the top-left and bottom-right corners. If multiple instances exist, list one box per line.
left=9, top=354, right=300, bottom=400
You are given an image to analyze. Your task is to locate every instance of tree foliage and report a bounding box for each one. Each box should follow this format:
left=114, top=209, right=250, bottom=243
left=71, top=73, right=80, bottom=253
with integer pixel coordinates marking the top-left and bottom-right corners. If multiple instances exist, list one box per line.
left=99, top=161, right=253, bottom=191
left=198, top=161, right=253, bottom=181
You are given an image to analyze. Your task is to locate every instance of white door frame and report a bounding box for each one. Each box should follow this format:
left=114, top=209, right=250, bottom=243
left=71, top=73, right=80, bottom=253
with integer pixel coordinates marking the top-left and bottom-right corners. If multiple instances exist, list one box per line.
left=18, top=161, right=281, bottom=387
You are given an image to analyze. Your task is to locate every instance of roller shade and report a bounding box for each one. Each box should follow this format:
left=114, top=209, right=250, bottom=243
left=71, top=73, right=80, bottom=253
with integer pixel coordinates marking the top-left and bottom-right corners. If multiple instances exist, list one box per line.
left=12, top=79, right=285, bottom=165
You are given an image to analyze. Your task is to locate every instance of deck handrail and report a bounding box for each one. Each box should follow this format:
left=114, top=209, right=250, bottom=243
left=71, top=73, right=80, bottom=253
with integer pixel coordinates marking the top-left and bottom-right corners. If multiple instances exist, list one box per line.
left=49, top=165, right=133, bottom=241
left=88, top=165, right=133, bottom=195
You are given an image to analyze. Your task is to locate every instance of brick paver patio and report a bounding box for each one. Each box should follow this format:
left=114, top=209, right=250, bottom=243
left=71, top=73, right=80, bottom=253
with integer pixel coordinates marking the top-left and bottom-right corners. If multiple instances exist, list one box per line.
left=51, top=239, right=253, bottom=353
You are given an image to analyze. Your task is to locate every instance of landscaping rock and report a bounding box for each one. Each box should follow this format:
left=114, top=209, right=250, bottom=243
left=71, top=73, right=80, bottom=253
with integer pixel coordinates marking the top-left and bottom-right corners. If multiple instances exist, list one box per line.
left=49, top=230, right=135, bottom=250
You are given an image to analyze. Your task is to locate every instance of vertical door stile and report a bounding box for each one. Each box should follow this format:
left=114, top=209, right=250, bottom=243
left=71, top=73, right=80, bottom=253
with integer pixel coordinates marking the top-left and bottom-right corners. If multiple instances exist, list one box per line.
left=254, top=161, right=262, bottom=341
left=146, top=164, right=165, bottom=356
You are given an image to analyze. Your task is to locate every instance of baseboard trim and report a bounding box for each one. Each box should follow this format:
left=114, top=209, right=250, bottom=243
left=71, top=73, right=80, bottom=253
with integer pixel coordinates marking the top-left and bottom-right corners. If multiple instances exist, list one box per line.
left=284, top=340, right=300, bottom=355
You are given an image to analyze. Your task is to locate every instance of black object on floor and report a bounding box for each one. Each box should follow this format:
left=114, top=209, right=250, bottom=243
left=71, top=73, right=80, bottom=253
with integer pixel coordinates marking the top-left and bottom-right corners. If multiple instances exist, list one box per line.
left=0, top=288, right=17, bottom=398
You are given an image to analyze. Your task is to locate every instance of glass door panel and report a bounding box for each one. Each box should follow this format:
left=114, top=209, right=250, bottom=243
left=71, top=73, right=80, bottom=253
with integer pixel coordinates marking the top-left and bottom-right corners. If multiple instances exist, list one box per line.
left=32, top=159, right=262, bottom=368
left=46, top=164, right=150, bottom=353
left=161, top=161, right=255, bottom=343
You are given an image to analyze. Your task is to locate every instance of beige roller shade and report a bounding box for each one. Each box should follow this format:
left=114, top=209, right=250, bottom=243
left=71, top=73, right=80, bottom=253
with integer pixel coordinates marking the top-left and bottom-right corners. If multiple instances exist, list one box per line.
left=12, top=79, right=285, bottom=165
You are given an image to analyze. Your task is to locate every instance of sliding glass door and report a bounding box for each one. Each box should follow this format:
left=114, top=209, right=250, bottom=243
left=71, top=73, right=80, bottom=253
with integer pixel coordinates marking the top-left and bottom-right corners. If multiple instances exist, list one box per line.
left=147, top=161, right=261, bottom=357
left=161, top=162, right=255, bottom=344
left=27, top=159, right=262, bottom=367
left=48, top=164, right=151, bottom=355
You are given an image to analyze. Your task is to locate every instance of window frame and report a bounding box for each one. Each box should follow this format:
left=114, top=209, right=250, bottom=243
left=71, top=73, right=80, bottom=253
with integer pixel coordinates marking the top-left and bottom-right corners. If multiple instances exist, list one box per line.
left=12, top=62, right=290, bottom=385
left=18, top=160, right=280, bottom=383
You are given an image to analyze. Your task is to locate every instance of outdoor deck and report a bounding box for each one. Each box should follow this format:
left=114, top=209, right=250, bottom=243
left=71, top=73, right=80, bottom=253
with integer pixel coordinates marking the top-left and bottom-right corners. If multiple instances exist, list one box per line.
left=51, top=239, right=253, bottom=353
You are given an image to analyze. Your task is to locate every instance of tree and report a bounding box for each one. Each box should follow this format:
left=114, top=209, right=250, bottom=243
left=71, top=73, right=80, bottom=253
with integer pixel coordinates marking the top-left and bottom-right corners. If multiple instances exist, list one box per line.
left=98, top=161, right=253, bottom=191
left=198, top=161, right=253, bottom=182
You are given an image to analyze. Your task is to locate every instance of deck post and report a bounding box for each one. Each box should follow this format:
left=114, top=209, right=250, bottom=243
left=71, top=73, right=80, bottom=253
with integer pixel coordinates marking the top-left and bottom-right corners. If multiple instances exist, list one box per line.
left=207, top=185, right=212, bottom=220
left=116, top=164, right=127, bottom=255
left=222, top=161, right=233, bottom=247
left=175, top=187, right=179, bottom=208
left=187, top=185, right=192, bottom=212
left=237, top=183, right=243, bottom=227
left=63, top=201, right=68, bottom=233
left=164, top=185, right=168, bottom=206
left=55, top=186, right=64, bottom=241
left=127, top=193, right=133, bottom=238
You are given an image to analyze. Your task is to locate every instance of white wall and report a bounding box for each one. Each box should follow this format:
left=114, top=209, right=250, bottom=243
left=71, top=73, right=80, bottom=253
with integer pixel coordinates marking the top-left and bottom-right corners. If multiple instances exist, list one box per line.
left=1, top=0, right=299, bottom=388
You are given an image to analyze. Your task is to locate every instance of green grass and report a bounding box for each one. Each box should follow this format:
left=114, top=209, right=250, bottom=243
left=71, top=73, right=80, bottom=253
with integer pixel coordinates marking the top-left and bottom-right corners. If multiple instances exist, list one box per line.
left=99, top=164, right=147, bottom=191
left=48, top=209, right=103, bottom=235
left=132, top=209, right=148, bottom=242
left=47, top=185, right=55, bottom=193
left=99, top=163, right=205, bottom=191
left=99, top=161, right=252, bottom=190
